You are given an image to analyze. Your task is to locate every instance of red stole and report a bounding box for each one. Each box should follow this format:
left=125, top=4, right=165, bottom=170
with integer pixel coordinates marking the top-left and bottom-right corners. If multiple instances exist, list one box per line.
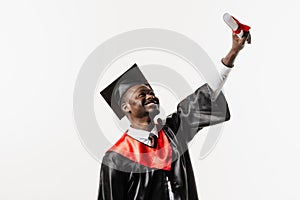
left=109, top=129, right=172, bottom=171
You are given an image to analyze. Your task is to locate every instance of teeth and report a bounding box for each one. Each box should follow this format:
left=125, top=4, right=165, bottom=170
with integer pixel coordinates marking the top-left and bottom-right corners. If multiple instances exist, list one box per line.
left=146, top=102, right=156, bottom=105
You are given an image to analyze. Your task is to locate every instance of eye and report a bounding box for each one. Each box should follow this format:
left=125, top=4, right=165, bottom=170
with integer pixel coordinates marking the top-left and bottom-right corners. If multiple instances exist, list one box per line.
left=138, top=92, right=146, bottom=98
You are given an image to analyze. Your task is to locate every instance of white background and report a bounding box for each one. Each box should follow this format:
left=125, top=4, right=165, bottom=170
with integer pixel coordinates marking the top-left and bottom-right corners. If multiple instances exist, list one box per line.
left=1, top=0, right=300, bottom=199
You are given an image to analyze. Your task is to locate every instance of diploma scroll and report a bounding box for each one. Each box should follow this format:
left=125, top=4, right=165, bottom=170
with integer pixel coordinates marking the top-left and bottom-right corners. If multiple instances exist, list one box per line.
left=223, top=13, right=251, bottom=39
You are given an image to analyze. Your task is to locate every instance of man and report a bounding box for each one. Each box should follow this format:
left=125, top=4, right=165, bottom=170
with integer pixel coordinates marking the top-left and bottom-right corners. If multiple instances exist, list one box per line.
left=98, top=32, right=250, bottom=200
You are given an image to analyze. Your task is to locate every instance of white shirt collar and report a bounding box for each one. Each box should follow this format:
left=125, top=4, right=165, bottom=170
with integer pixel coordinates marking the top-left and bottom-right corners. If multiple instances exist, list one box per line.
left=126, top=125, right=159, bottom=146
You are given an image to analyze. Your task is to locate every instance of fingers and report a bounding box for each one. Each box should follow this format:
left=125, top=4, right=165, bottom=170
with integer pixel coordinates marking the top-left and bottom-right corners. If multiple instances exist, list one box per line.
left=231, top=31, right=251, bottom=51
left=232, top=33, right=246, bottom=43
left=241, top=36, right=247, bottom=44
left=232, top=33, right=239, bottom=40
left=232, top=31, right=251, bottom=45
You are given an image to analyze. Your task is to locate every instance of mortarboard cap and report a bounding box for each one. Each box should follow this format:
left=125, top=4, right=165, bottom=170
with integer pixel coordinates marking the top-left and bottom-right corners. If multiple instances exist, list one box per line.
left=100, top=63, right=151, bottom=119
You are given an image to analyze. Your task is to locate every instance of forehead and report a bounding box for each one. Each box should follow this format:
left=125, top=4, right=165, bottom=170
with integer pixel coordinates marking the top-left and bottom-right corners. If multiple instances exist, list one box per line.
left=128, top=84, right=152, bottom=94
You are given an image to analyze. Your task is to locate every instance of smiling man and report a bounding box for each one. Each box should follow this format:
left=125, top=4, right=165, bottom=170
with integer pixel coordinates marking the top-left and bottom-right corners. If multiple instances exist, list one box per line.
left=121, top=84, right=160, bottom=131
left=98, top=33, right=250, bottom=200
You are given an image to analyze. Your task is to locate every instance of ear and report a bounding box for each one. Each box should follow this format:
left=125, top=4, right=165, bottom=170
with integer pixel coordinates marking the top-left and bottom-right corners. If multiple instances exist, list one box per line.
left=121, top=102, right=131, bottom=113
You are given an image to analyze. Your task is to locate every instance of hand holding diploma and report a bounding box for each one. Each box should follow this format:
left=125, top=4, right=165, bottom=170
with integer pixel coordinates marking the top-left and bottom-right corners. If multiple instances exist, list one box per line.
left=223, top=13, right=251, bottom=44
left=222, top=13, right=251, bottom=67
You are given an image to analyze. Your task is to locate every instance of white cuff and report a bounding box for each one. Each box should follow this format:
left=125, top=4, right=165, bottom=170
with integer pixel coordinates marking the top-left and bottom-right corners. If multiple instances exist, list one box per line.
left=209, top=63, right=232, bottom=101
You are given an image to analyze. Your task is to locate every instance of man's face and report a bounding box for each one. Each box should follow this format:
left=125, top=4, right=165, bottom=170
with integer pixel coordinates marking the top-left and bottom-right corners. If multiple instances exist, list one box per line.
left=122, top=84, right=160, bottom=119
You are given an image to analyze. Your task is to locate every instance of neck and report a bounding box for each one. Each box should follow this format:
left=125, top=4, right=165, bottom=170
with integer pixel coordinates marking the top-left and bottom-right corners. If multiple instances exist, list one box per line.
left=130, top=116, right=155, bottom=131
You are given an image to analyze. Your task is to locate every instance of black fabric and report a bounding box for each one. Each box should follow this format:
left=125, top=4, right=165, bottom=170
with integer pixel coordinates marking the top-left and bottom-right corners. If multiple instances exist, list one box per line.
left=98, top=83, right=231, bottom=200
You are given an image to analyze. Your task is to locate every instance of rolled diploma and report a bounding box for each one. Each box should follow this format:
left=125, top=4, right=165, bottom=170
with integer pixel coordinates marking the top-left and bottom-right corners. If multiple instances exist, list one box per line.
left=223, top=13, right=244, bottom=38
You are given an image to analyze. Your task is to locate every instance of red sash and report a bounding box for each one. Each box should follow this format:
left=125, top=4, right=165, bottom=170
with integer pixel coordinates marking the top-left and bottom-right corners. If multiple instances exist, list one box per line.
left=109, top=129, right=172, bottom=171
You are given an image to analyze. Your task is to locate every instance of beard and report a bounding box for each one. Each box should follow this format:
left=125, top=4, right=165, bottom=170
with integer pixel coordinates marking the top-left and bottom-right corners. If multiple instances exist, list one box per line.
left=143, top=99, right=160, bottom=118
left=141, top=97, right=160, bottom=119
left=148, top=107, right=160, bottom=119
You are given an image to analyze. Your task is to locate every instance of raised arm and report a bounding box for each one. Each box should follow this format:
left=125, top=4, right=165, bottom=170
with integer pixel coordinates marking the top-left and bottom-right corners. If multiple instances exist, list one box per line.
left=165, top=83, right=230, bottom=142
left=165, top=32, right=251, bottom=142
left=222, top=32, right=251, bottom=67
left=210, top=32, right=251, bottom=100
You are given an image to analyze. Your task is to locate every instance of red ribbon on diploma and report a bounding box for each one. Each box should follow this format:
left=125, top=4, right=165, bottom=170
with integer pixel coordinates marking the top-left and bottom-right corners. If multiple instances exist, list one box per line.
left=232, top=16, right=251, bottom=34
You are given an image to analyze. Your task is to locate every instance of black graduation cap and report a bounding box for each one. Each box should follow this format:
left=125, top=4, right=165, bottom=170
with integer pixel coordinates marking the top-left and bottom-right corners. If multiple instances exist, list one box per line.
left=100, top=63, right=151, bottom=119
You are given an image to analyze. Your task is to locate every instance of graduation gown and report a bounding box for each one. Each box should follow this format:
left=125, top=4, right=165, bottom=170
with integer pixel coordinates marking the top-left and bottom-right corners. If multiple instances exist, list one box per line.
left=98, top=84, right=231, bottom=200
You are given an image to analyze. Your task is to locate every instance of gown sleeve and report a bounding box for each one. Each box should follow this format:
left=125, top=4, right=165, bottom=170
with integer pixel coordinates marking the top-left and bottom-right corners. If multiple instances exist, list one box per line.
left=98, top=162, right=129, bottom=200
left=165, top=83, right=230, bottom=142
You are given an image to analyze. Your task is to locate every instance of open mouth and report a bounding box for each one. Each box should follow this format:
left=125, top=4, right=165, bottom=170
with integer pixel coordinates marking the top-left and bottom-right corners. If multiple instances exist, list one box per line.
left=144, top=100, right=159, bottom=106
left=145, top=102, right=156, bottom=106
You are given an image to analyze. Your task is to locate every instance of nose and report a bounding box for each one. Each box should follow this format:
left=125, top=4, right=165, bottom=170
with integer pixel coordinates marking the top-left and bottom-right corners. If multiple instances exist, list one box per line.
left=145, top=94, right=159, bottom=104
left=146, top=94, right=154, bottom=100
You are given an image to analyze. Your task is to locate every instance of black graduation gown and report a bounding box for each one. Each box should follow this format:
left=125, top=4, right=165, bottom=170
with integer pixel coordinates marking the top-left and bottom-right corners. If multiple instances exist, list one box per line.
left=98, top=83, right=231, bottom=200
